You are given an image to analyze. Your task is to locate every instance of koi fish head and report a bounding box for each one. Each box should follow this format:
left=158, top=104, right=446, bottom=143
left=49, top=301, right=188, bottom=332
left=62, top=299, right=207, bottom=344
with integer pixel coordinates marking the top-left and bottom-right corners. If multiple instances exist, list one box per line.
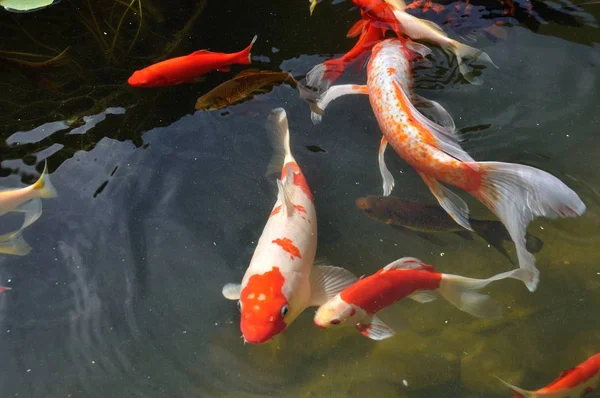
left=238, top=267, right=291, bottom=344
left=355, top=196, right=395, bottom=223
left=314, top=295, right=357, bottom=329
left=128, top=69, right=168, bottom=88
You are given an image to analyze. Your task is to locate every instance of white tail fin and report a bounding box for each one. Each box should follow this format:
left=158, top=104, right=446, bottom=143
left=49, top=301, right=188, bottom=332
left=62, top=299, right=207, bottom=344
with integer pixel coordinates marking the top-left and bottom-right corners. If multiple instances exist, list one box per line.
left=472, top=162, right=586, bottom=292
left=33, top=160, right=57, bottom=199
left=439, top=268, right=533, bottom=318
left=451, top=41, right=497, bottom=85
left=265, top=108, right=293, bottom=175
left=495, top=376, right=535, bottom=397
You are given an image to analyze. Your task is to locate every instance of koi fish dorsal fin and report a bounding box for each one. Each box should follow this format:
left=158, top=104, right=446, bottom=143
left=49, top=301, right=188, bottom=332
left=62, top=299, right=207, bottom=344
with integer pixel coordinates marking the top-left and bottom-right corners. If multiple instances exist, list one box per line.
left=495, top=376, right=535, bottom=398
left=309, top=265, right=358, bottom=306
left=276, top=178, right=295, bottom=217
left=233, top=68, right=265, bottom=78
left=545, top=368, right=577, bottom=388
left=190, top=49, right=215, bottom=56
left=381, top=257, right=436, bottom=273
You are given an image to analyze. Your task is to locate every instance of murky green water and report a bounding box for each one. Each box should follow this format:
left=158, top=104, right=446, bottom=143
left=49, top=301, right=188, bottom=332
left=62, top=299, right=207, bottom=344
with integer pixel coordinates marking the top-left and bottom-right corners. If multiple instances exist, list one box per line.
left=0, top=0, right=599, bottom=397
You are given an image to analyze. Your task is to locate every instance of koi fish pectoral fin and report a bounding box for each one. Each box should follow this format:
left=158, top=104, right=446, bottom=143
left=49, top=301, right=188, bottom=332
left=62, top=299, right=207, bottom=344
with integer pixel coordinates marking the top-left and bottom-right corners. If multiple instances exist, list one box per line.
left=356, top=316, right=396, bottom=340
left=391, top=80, right=474, bottom=165
left=411, top=94, right=458, bottom=140
left=309, top=84, right=369, bottom=125
left=378, top=137, right=395, bottom=196
left=309, top=265, right=358, bottom=306
left=418, top=172, right=473, bottom=231
left=222, top=283, right=241, bottom=300
left=16, top=198, right=43, bottom=230
left=494, top=376, right=535, bottom=397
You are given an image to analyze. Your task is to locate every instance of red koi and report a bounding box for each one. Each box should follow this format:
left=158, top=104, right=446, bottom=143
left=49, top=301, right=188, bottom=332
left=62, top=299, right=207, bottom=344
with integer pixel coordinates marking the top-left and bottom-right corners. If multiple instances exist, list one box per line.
left=128, top=36, right=257, bottom=87
left=314, top=257, right=531, bottom=340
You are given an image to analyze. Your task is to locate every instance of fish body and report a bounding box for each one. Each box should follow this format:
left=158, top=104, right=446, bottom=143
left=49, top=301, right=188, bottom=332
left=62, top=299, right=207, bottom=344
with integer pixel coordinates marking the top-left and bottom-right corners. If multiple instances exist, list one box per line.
left=0, top=162, right=56, bottom=218
left=498, top=353, right=600, bottom=397
left=314, top=257, right=530, bottom=340
left=195, top=69, right=296, bottom=111
left=128, top=36, right=257, bottom=87
left=364, top=38, right=584, bottom=291
left=222, top=109, right=356, bottom=344
left=355, top=196, right=544, bottom=255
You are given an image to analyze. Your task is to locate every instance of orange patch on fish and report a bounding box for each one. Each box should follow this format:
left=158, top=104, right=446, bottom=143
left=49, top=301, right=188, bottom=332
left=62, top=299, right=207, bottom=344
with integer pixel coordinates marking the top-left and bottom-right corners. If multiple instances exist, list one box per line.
left=270, top=205, right=282, bottom=217
left=272, top=237, right=302, bottom=260
left=294, top=205, right=306, bottom=213
left=387, top=67, right=396, bottom=76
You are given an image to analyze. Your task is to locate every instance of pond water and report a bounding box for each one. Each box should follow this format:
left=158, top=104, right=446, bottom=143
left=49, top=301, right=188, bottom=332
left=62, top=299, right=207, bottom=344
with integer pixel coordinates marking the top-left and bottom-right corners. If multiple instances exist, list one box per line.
left=0, top=0, right=599, bottom=397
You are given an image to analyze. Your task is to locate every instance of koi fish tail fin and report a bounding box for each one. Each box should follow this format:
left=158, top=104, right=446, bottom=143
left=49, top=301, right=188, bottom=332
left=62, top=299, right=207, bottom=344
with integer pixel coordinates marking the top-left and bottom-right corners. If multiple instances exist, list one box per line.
left=236, top=35, right=258, bottom=65
left=495, top=376, right=535, bottom=398
left=472, top=162, right=586, bottom=292
left=450, top=40, right=497, bottom=85
left=0, top=230, right=33, bottom=256
left=33, top=160, right=58, bottom=199
left=265, top=108, right=293, bottom=175
left=0, top=286, right=12, bottom=293
left=439, top=268, right=533, bottom=318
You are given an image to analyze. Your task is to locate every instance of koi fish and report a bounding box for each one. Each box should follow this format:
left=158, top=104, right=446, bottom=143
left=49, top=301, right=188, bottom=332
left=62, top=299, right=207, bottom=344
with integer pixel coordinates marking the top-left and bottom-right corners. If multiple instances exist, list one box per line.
left=309, top=38, right=586, bottom=292
left=314, top=257, right=531, bottom=340
left=222, top=108, right=356, bottom=344
left=304, top=19, right=384, bottom=91
left=497, top=353, right=600, bottom=397
left=0, top=161, right=57, bottom=218
left=0, top=286, right=11, bottom=293
left=352, top=0, right=496, bottom=84
left=0, top=162, right=54, bottom=256
left=128, top=35, right=258, bottom=88
left=195, top=69, right=297, bottom=111
left=355, top=195, right=544, bottom=260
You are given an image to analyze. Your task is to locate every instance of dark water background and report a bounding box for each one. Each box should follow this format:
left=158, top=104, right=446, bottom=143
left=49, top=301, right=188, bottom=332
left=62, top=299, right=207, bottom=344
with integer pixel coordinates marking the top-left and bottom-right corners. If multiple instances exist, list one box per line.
left=0, top=0, right=599, bottom=396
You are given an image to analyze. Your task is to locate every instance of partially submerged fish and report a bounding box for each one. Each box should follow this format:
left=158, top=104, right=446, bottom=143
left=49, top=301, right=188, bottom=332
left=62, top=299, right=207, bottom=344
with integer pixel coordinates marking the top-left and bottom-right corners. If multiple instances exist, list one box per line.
left=309, top=38, right=586, bottom=292
left=0, top=286, right=11, bottom=293
left=195, top=69, right=297, bottom=111
left=353, top=0, right=496, bottom=84
left=314, top=257, right=531, bottom=340
left=222, top=108, right=356, bottom=344
left=0, top=162, right=55, bottom=256
left=355, top=196, right=544, bottom=260
left=497, top=353, right=600, bottom=397
left=128, top=35, right=258, bottom=88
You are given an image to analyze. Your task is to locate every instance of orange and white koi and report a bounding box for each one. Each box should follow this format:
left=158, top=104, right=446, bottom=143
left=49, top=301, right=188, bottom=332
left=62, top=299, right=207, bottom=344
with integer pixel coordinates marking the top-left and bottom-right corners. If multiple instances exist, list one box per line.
left=309, top=38, right=586, bottom=292
left=497, top=353, right=600, bottom=397
left=128, top=36, right=258, bottom=87
left=314, top=257, right=530, bottom=340
left=222, top=108, right=356, bottom=344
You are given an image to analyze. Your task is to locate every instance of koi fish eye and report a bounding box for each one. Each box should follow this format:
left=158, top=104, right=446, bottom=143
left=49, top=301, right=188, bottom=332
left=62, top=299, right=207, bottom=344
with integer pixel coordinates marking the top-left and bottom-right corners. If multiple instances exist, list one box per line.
left=237, top=300, right=242, bottom=312
left=280, top=305, right=289, bottom=317
left=330, top=319, right=341, bottom=325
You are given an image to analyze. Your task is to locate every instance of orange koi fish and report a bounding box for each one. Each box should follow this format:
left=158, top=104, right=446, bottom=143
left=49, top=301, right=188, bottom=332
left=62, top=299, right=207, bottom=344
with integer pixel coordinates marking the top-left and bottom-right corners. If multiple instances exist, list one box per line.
left=309, top=38, right=586, bottom=292
left=128, top=36, right=258, bottom=87
left=222, top=108, right=356, bottom=344
left=497, top=353, right=600, bottom=397
left=314, top=257, right=530, bottom=340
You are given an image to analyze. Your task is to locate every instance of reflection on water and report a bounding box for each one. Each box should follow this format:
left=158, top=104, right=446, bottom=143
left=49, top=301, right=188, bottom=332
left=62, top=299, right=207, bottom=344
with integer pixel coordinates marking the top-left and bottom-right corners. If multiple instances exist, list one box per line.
left=0, top=0, right=599, bottom=397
